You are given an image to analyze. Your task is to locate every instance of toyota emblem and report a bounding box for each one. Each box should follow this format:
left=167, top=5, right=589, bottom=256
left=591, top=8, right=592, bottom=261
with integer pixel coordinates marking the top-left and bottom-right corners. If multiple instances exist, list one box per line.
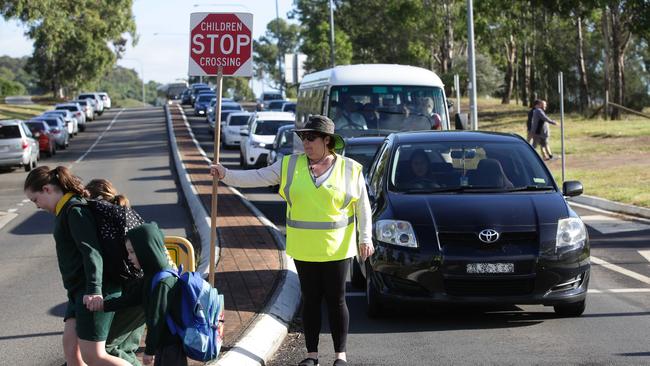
left=478, top=229, right=500, bottom=243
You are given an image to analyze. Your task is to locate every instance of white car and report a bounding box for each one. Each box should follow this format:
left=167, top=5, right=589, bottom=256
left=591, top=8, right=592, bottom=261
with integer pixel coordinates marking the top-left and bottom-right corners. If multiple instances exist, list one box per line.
left=55, top=103, right=87, bottom=132
left=221, top=112, right=251, bottom=148
left=240, top=112, right=295, bottom=168
left=98, top=92, right=111, bottom=109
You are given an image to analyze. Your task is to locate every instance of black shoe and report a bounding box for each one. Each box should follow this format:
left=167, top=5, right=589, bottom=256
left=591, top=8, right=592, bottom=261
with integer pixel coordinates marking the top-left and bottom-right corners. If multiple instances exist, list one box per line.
left=333, top=359, right=348, bottom=366
left=298, top=358, right=319, bottom=366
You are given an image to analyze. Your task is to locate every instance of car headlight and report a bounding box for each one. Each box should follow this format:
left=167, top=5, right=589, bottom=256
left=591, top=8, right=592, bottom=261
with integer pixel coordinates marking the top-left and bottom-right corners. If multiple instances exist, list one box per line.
left=252, top=141, right=267, bottom=148
left=556, top=217, right=586, bottom=251
left=375, top=220, right=418, bottom=248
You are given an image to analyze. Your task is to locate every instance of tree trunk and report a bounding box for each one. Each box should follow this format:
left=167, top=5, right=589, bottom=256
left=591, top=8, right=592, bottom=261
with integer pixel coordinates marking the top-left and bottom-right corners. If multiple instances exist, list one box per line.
left=608, top=2, right=631, bottom=120
left=501, top=35, right=516, bottom=104
left=520, top=42, right=529, bottom=106
left=576, top=15, right=590, bottom=112
left=439, top=0, right=454, bottom=73
left=602, top=7, right=611, bottom=119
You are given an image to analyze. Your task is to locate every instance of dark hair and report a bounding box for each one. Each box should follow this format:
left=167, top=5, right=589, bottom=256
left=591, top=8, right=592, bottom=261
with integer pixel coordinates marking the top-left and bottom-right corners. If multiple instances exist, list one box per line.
left=24, top=166, right=88, bottom=197
left=533, top=99, right=544, bottom=107
left=325, top=135, right=336, bottom=152
left=86, top=178, right=130, bottom=207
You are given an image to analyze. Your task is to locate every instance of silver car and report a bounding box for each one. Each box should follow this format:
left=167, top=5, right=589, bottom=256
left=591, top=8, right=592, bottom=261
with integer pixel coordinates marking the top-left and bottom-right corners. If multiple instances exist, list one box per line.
left=97, top=92, right=111, bottom=109
left=43, top=110, right=78, bottom=136
left=0, top=119, right=39, bottom=172
left=31, top=116, right=69, bottom=149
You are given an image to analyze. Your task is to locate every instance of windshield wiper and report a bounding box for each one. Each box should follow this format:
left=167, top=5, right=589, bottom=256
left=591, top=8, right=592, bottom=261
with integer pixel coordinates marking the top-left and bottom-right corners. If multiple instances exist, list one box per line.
left=506, top=185, right=555, bottom=192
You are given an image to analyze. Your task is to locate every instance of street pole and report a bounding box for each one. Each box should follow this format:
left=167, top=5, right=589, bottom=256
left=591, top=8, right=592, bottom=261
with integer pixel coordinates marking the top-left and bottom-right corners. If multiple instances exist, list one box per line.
left=559, top=72, right=565, bottom=183
left=466, top=0, right=478, bottom=130
left=275, top=0, right=283, bottom=96
left=329, top=0, right=336, bottom=68
left=209, top=66, right=224, bottom=285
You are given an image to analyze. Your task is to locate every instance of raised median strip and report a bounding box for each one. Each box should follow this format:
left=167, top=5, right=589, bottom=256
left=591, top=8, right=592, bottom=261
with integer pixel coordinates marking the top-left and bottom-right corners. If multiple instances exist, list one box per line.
left=164, top=103, right=300, bottom=366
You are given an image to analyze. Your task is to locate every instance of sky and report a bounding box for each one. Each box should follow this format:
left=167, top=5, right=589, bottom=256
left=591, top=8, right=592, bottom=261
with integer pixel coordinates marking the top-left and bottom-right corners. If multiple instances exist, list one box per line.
left=0, top=0, right=295, bottom=96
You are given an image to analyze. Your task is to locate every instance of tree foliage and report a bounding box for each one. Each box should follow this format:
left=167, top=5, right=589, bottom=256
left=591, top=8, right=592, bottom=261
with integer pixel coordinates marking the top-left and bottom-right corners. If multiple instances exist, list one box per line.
left=253, top=18, right=301, bottom=91
left=0, top=0, right=137, bottom=98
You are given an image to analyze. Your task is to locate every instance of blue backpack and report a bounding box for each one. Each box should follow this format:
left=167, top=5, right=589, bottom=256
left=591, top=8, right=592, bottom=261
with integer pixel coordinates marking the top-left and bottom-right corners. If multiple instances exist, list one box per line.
left=151, top=266, right=225, bottom=361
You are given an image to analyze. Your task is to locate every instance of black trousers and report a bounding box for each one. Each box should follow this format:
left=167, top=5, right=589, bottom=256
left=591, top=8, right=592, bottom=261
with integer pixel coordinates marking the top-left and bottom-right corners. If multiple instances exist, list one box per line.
left=294, top=258, right=350, bottom=353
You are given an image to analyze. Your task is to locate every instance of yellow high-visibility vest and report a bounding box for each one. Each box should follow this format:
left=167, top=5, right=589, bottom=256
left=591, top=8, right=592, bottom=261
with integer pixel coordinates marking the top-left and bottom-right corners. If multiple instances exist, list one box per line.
left=279, top=153, right=362, bottom=262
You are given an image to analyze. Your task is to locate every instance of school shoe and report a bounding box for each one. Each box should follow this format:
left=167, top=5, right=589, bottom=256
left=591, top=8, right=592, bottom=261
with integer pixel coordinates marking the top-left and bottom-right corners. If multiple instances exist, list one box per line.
left=333, top=360, right=348, bottom=366
left=298, top=358, right=319, bottom=366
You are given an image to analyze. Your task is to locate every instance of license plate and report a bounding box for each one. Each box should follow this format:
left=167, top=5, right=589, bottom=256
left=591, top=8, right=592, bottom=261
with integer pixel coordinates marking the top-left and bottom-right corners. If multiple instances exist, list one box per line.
left=467, top=263, right=514, bottom=274
left=0, top=146, right=9, bottom=152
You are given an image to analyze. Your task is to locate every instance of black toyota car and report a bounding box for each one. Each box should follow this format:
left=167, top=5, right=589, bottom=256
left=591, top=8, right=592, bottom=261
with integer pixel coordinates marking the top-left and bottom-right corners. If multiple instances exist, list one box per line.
left=358, top=131, right=589, bottom=318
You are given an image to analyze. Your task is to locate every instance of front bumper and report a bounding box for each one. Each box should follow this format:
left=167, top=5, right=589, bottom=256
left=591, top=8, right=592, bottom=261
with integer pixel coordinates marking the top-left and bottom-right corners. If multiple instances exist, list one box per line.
left=368, top=244, right=590, bottom=306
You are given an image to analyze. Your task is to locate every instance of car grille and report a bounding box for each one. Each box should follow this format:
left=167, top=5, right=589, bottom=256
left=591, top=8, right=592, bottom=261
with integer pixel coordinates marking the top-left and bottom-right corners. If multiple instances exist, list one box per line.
left=444, top=278, right=535, bottom=297
left=438, top=231, right=537, bottom=248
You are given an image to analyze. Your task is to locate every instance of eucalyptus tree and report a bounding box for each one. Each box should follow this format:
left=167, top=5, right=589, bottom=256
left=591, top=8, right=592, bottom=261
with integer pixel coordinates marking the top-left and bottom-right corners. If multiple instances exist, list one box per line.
left=0, top=0, right=136, bottom=98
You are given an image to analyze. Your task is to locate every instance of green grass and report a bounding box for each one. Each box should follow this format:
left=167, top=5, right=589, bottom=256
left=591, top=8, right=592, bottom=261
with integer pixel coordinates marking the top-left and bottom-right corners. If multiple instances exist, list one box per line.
left=112, top=98, right=149, bottom=108
left=0, top=103, right=53, bottom=120
left=473, top=98, right=650, bottom=208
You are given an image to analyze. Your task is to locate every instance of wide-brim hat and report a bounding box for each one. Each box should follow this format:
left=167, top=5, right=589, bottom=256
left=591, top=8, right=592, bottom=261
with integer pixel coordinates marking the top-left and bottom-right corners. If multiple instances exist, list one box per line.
left=295, top=115, right=345, bottom=150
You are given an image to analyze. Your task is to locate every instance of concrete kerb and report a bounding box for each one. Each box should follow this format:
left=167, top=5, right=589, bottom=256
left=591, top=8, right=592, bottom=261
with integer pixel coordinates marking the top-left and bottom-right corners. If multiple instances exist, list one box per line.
left=164, top=103, right=301, bottom=366
left=164, top=104, right=215, bottom=275
left=569, top=195, right=650, bottom=221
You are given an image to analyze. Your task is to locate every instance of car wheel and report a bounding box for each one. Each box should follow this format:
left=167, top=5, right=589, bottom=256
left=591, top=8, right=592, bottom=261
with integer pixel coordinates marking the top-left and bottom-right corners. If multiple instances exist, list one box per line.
left=51, top=143, right=56, bottom=156
left=351, top=258, right=366, bottom=289
left=553, top=299, right=586, bottom=317
left=366, top=265, right=383, bottom=318
left=79, top=124, right=86, bottom=132
left=24, top=157, right=34, bottom=172
left=239, top=154, right=246, bottom=168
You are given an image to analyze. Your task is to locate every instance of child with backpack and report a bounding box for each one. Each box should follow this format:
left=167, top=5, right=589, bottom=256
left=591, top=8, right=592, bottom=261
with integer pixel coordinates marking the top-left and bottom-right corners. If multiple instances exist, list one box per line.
left=86, top=179, right=147, bottom=366
left=24, top=166, right=130, bottom=366
left=92, top=222, right=187, bottom=366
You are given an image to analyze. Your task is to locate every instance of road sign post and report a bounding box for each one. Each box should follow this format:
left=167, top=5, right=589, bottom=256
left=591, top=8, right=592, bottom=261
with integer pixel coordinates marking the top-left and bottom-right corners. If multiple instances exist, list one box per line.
left=189, top=12, right=253, bottom=284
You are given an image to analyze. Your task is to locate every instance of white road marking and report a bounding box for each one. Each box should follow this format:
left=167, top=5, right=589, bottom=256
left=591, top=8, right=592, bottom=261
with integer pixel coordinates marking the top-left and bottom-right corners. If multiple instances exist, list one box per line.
left=639, top=250, right=650, bottom=264
left=7, top=208, right=17, bottom=213
left=73, top=108, right=124, bottom=165
left=16, top=203, right=23, bottom=206
left=0, top=212, right=18, bottom=231
left=21, top=199, right=30, bottom=203
left=581, top=214, right=650, bottom=234
left=589, top=288, right=650, bottom=294
left=591, top=256, right=650, bottom=285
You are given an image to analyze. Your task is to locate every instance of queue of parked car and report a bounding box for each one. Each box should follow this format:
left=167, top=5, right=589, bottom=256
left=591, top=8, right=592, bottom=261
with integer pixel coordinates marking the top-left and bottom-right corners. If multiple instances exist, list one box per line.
left=0, top=92, right=111, bottom=172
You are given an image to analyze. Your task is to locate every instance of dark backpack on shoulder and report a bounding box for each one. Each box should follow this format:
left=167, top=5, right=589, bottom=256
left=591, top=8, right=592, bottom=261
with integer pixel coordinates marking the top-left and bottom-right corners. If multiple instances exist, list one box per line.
left=68, top=199, right=145, bottom=284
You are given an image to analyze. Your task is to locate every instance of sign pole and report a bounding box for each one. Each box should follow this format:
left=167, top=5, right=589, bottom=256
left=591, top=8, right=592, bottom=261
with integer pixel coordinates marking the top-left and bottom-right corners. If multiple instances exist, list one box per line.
left=558, top=72, right=565, bottom=184
left=209, top=66, right=224, bottom=285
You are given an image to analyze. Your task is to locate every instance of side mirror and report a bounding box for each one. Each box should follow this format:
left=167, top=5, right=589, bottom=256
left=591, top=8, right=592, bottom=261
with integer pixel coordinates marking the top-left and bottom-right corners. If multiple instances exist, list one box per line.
left=563, top=181, right=583, bottom=197
left=240, top=129, right=249, bottom=136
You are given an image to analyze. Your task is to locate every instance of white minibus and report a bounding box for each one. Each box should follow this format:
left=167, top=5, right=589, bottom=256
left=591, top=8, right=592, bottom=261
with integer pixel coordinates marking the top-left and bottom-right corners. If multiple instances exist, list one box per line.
left=295, top=64, right=450, bottom=151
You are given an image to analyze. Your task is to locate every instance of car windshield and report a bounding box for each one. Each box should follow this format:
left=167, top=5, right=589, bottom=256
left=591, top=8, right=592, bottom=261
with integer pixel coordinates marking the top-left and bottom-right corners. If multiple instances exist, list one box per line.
left=283, top=103, right=296, bottom=112
left=254, top=120, right=291, bottom=135
left=26, top=122, right=45, bottom=132
left=263, top=93, right=283, bottom=101
left=39, top=119, right=59, bottom=127
left=328, top=85, right=447, bottom=138
left=222, top=104, right=241, bottom=110
left=279, top=129, right=294, bottom=148
left=345, top=143, right=382, bottom=175
left=57, top=106, right=78, bottom=112
left=390, top=141, right=555, bottom=193
left=78, top=95, right=94, bottom=99
left=0, top=125, right=21, bottom=139
left=197, top=95, right=214, bottom=103
left=228, top=115, right=249, bottom=126
left=268, top=101, right=286, bottom=109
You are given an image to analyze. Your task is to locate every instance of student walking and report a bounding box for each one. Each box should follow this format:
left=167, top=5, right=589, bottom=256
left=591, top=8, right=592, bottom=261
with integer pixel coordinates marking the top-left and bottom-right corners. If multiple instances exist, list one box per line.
left=530, top=99, right=558, bottom=160
left=211, top=115, right=374, bottom=366
left=91, top=222, right=186, bottom=366
left=24, top=166, right=130, bottom=366
left=86, top=178, right=147, bottom=366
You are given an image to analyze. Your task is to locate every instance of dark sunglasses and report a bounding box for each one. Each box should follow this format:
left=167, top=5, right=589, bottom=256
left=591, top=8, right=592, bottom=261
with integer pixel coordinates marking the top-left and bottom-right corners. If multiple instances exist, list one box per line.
left=299, top=132, right=323, bottom=142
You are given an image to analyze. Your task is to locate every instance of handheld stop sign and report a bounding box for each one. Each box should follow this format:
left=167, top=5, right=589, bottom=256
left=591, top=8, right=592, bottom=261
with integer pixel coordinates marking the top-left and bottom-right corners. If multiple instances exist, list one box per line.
left=189, top=12, right=253, bottom=284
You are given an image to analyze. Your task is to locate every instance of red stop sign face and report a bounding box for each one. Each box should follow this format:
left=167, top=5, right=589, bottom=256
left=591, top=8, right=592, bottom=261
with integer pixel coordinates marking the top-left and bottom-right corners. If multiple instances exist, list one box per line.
left=189, top=13, right=253, bottom=76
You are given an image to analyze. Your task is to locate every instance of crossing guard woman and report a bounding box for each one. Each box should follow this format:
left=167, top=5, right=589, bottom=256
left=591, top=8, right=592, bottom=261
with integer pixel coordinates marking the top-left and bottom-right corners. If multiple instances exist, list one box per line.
left=211, top=115, right=373, bottom=366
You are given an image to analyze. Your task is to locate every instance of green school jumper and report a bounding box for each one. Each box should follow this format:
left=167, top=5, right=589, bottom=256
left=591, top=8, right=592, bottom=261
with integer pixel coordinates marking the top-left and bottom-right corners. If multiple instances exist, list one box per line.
left=54, top=193, right=120, bottom=341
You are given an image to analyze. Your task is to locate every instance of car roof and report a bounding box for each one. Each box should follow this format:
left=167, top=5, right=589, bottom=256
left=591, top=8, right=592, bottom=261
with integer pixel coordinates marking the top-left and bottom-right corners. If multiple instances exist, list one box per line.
left=253, top=111, right=295, bottom=121
left=344, top=136, right=385, bottom=145
left=228, top=112, right=251, bottom=117
left=390, top=130, right=524, bottom=144
left=300, top=64, right=444, bottom=89
left=221, top=101, right=241, bottom=106
left=0, top=119, right=22, bottom=126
